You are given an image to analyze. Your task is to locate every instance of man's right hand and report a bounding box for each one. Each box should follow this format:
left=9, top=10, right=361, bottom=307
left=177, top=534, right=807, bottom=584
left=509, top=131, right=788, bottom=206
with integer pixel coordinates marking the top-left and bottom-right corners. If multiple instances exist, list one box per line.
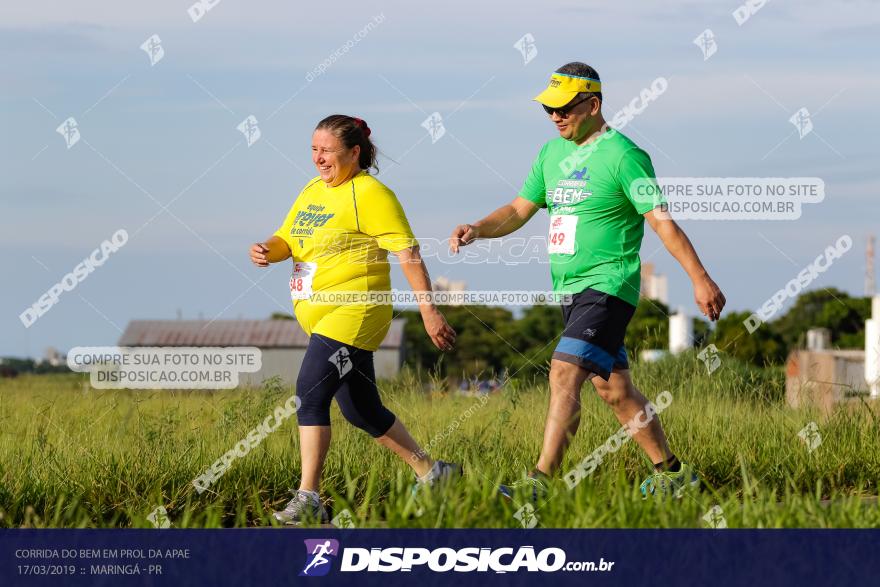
left=249, top=242, right=270, bottom=267
left=449, top=198, right=539, bottom=254
left=449, top=224, right=479, bottom=254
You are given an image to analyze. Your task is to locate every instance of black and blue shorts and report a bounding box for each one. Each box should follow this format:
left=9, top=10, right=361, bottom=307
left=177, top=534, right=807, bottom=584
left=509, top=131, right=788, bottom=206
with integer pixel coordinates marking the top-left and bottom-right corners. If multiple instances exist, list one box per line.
left=552, top=288, right=636, bottom=381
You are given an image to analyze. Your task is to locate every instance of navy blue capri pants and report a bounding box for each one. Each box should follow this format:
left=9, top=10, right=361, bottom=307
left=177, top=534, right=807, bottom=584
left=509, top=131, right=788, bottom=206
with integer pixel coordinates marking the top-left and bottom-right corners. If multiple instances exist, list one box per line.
left=295, top=333, right=396, bottom=438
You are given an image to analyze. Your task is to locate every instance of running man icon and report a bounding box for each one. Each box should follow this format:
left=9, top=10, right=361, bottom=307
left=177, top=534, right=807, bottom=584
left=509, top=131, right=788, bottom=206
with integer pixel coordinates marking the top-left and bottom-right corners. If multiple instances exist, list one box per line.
left=300, top=539, right=340, bottom=577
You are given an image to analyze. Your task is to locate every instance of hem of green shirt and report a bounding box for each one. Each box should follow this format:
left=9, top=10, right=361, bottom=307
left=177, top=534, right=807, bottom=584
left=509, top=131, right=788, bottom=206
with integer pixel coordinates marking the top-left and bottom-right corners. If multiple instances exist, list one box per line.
left=555, top=282, right=640, bottom=308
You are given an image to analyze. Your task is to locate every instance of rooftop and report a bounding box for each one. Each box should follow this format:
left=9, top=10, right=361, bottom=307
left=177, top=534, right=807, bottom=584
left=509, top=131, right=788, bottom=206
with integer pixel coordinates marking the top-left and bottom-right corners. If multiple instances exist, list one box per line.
left=118, top=319, right=405, bottom=349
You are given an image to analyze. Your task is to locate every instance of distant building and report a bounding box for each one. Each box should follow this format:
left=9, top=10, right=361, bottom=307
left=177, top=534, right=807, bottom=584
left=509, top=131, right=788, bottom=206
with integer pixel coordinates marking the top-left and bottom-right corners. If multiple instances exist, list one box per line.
left=432, top=276, right=467, bottom=306
left=117, top=319, right=406, bottom=387
left=42, top=347, right=66, bottom=367
left=785, top=307, right=879, bottom=413
left=669, top=308, right=692, bottom=354
left=785, top=349, right=866, bottom=414
left=640, top=263, right=668, bottom=305
left=433, top=276, right=467, bottom=292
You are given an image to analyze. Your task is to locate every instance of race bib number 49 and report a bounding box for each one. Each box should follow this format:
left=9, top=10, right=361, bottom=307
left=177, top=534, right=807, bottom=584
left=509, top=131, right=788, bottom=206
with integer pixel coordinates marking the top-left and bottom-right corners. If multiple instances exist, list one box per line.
left=290, top=262, right=317, bottom=300
left=548, top=215, right=577, bottom=255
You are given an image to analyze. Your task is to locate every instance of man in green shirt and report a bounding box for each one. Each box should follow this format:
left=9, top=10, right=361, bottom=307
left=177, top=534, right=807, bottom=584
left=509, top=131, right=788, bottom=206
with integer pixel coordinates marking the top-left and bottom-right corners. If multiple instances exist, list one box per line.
left=449, top=62, right=726, bottom=499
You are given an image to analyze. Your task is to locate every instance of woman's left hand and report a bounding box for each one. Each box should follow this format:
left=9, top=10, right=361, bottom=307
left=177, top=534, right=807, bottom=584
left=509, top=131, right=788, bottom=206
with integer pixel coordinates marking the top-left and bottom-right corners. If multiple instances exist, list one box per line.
left=422, top=307, right=456, bottom=351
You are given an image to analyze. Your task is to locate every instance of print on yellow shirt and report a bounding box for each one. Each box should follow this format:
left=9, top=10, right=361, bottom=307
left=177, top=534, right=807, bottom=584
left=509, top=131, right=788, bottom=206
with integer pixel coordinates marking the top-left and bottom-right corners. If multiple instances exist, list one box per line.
left=274, top=171, right=417, bottom=351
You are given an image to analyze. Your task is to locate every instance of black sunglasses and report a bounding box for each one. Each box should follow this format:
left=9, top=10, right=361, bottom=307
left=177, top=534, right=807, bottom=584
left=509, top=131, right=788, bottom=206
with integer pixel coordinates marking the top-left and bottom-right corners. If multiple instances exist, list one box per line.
left=542, top=96, right=593, bottom=117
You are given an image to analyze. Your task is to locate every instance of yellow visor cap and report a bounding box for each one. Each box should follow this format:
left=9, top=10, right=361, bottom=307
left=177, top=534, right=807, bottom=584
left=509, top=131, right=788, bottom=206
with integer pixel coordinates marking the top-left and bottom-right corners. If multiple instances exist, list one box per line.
left=533, top=73, right=602, bottom=108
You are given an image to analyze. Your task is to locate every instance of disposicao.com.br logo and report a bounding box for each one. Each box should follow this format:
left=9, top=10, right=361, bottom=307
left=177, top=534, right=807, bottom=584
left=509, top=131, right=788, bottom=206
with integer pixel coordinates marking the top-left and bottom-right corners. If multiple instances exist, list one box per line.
left=301, top=539, right=340, bottom=577
left=301, top=540, right=614, bottom=575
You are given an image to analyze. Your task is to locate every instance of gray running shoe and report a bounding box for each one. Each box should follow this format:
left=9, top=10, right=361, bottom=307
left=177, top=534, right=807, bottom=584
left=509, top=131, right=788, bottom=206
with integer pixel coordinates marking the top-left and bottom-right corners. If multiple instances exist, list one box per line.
left=272, top=490, right=329, bottom=525
left=408, top=460, right=463, bottom=518
left=411, top=460, right=463, bottom=496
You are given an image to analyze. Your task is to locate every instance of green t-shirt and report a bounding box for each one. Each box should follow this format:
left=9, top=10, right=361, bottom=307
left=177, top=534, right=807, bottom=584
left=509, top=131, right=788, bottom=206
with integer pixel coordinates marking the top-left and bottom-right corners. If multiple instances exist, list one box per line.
left=519, top=130, right=664, bottom=307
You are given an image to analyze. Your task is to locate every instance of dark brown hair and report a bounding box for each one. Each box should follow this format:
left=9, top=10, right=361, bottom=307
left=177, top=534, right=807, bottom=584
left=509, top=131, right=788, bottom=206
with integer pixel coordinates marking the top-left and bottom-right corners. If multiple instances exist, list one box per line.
left=315, top=114, right=377, bottom=172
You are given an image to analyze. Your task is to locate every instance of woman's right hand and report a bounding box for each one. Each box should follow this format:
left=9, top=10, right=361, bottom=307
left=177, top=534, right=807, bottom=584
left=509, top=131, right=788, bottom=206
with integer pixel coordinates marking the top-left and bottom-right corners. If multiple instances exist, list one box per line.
left=249, top=242, right=270, bottom=267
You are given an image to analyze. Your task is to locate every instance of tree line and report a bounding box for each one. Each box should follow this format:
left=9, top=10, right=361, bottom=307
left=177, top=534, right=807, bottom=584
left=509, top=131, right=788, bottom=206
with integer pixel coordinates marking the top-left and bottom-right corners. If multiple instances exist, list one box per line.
left=395, top=287, right=871, bottom=377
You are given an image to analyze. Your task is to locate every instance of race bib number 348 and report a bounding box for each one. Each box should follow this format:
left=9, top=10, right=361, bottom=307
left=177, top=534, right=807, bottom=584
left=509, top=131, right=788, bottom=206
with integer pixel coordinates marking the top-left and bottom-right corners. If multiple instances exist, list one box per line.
left=548, top=215, right=577, bottom=255
left=290, top=262, right=317, bottom=300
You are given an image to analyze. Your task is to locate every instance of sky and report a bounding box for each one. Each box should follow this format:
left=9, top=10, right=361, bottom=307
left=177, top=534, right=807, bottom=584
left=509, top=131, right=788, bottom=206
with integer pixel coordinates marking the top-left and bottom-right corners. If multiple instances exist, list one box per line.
left=2, top=0, right=879, bottom=358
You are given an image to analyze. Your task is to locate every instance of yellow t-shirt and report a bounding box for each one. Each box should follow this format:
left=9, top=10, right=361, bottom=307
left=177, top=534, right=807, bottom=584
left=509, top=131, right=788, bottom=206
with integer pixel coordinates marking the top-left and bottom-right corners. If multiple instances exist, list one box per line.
left=273, top=171, right=417, bottom=351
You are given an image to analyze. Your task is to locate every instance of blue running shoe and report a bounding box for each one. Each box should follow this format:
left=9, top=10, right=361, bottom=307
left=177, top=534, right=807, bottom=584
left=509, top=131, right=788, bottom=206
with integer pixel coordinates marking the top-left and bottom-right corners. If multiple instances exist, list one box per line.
left=639, top=463, right=699, bottom=499
left=498, top=471, right=550, bottom=502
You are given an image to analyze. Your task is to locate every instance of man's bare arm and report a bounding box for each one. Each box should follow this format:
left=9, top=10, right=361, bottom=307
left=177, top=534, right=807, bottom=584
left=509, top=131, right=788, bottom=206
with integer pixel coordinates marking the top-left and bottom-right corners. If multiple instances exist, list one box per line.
left=449, top=197, right=539, bottom=253
left=644, top=209, right=726, bottom=321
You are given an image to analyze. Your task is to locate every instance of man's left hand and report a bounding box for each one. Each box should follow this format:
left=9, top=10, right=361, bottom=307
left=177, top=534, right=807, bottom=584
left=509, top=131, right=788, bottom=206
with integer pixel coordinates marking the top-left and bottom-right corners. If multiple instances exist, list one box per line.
left=693, top=276, right=726, bottom=321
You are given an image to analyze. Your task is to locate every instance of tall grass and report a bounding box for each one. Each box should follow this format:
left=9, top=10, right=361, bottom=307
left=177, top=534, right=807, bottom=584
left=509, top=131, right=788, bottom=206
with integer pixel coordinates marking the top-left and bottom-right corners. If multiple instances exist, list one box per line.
left=1, top=352, right=879, bottom=528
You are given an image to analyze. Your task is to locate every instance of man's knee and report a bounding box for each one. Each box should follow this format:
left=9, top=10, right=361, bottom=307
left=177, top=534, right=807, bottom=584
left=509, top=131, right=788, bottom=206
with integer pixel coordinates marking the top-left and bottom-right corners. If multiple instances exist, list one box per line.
left=592, top=372, right=634, bottom=407
left=550, top=359, right=589, bottom=392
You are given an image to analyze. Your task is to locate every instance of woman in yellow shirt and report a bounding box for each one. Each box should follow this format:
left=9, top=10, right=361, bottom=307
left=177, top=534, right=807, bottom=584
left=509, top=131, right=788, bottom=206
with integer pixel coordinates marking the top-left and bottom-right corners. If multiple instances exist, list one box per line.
left=249, top=115, right=459, bottom=525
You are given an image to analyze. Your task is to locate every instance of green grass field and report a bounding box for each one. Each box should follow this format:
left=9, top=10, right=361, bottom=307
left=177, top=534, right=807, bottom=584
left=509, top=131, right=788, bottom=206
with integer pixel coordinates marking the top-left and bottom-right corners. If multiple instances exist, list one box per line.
left=2, top=352, right=880, bottom=528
